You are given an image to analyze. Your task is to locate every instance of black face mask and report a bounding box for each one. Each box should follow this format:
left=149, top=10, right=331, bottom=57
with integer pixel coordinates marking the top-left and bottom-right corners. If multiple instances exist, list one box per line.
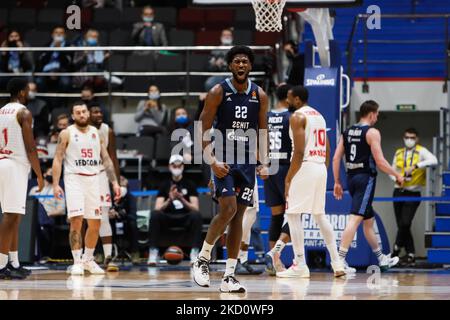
left=286, top=51, right=295, bottom=59
left=45, top=175, right=53, bottom=184
left=8, top=41, right=17, bottom=47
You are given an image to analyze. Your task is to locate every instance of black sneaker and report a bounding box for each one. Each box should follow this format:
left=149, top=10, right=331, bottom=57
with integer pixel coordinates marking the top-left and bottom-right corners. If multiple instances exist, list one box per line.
left=8, top=264, right=31, bottom=276
left=0, top=266, right=27, bottom=280
left=406, top=254, right=416, bottom=267
left=236, top=260, right=263, bottom=275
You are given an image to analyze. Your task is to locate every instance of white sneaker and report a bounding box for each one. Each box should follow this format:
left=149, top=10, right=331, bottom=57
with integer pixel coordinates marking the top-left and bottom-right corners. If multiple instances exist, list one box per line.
left=192, top=257, right=210, bottom=287
left=190, top=248, right=199, bottom=265
left=70, top=263, right=84, bottom=276
left=83, top=260, right=105, bottom=275
left=265, top=251, right=286, bottom=276
left=276, top=261, right=310, bottom=278
left=331, top=260, right=346, bottom=277
left=342, top=260, right=356, bottom=274
left=147, top=248, right=159, bottom=266
left=220, top=275, right=246, bottom=293
left=379, top=254, right=399, bottom=271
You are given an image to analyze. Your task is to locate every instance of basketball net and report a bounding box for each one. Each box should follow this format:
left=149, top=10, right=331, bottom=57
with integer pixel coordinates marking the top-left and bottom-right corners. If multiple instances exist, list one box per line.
left=251, top=0, right=287, bottom=32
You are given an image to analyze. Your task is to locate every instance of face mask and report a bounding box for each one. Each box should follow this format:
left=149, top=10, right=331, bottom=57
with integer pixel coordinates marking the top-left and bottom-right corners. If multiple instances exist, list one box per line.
left=45, top=175, right=53, bottom=184
left=8, top=41, right=17, bottom=47
left=143, top=16, right=154, bottom=23
left=286, top=51, right=294, bottom=59
left=86, top=38, right=97, bottom=46
left=53, top=35, right=64, bottom=43
left=149, top=92, right=160, bottom=100
left=170, top=167, right=183, bottom=177
left=404, top=138, right=416, bottom=149
left=175, top=115, right=189, bottom=125
left=221, top=37, right=233, bottom=45
left=28, top=91, right=36, bottom=100
left=120, top=186, right=128, bottom=197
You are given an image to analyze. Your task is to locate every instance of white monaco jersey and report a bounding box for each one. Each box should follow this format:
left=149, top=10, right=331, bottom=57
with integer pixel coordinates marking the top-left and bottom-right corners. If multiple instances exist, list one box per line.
left=64, top=125, right=102, bottom=175
left=0, top=102, right=30, bottom=167
left=97, top=123, right=109, bottom=171
left=289, top=105, right=327, bottom=164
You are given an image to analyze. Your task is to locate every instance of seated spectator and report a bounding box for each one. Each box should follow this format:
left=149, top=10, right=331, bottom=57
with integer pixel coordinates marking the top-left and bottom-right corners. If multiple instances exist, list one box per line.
left=35, top=26, right=72, bottom=92
left=73, top=28, right=122, bottom=90
left=49, top=113, right=70, bottom=144
left=80, top=86, right=110, bottom=124
left=131, top=6, right=168, bottom=51
left=204, top=28, right=233, bottom=91
left=171, top=107, right=194, bottom=163
left=147, top=154, right=202, bottom=266
left=29, top=167, right=66, bottom=262
left=0, top=29, right=33, bottom=89
left=109, top=176, right=140, bottom=264
left=134, top=84, right=167, bottom=137
left=27, top=82, right=50, bottom=139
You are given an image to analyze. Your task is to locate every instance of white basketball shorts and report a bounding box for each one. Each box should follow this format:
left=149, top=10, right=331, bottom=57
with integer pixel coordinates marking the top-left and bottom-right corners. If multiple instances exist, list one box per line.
left=0, top=159, right=30, bottom=215
left=286, top=161, right=327, bottom=215
left=64, top=173, right=101, bottom=219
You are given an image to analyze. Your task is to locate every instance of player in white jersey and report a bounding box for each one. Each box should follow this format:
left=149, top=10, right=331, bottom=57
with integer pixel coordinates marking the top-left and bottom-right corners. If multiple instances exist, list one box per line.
left=0, top=78, right=44, bottom=280
left=52, top=101, right=120, bottom=276
left=88, top=103, right=121, bottom=272
left=276, top=86, right=345, bottom=278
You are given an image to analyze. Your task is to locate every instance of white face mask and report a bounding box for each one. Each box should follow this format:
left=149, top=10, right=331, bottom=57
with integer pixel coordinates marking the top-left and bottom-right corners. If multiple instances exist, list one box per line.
left=120, top=186, right=127, bottom=197
left=28, top=91, right=36, bottom=100
left=170, top=167, right=183, bottom=177
left=404, top=138, right=416, bottom=149
left=221, top=37, right=233, bottom=45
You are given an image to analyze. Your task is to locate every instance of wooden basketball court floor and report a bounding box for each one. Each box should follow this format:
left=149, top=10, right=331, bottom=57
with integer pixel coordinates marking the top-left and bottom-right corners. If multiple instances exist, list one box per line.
left=1, top=264, right=450, bottom=300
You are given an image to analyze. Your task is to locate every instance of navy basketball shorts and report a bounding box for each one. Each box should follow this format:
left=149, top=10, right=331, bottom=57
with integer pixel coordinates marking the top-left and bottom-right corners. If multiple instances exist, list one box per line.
left=212, top=164, right=256, bottom=207
left=347, top=173, right=377, bottom=220
left=263, top=163, right=290, bottom=207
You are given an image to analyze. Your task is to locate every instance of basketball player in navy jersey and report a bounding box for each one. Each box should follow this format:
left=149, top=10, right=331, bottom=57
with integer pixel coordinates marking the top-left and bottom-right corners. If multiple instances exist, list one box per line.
left=263, top=84, right=293, bottom=275
left=192, top=46, right=269, bottom=293
left=333, top=100, right=403, bottom=272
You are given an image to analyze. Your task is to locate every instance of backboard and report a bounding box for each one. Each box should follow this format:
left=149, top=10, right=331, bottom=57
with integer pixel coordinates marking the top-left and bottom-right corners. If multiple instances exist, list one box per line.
left=191, top=0, right=362, bottom=8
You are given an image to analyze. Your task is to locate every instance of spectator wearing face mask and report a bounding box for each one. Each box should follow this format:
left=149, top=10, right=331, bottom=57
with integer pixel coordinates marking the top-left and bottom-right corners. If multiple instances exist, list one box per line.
left=35, top=26, right=72, bottom=93
left=134, top=84, right=167, bottom=136
left=391, top=128, right=437, bottom=267
left=29, top=167, right=66, bottom=262
left=147, top=155, right=202, bottom=266
left=27, top=82, right=50, bottom=139
left=73, top=28, right=122, bottom=90
left=131, top=6, right=168, bottom=49
left=283, top=40, right=305, bottom=86
left=171, top=107, right=194, bottom=163
left=204, top=28, right=234, bottom=91
left=0, top=29, right=34, bottom=89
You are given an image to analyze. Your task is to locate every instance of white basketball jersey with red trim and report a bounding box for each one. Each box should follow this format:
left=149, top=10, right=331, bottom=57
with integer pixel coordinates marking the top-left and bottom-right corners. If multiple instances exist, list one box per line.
left=97, top=123, right=109, bottom=171
left=64, top=125, right=102, bottom=175
left=0, top=102, right=30, bottom=167
left=289, top=105, right=327, bottom=164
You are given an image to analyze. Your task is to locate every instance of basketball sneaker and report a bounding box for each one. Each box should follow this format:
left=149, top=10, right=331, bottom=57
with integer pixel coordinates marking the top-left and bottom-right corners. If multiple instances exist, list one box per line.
left=276, top=261, right=310, bottom=278
left=330, top=260, right=346, bottom=278
left=265, top=252, right=286, bottom=276
left=104, top=256, right=119, bottom=272
left=342, top=260, right=356, bottom=274
left=70, top=263, right=85, bottom=276
left=0, top=266, right=27, bottom=280
left=220, top=275, right=246, bottom=293
left=83, top=260, right=105, bottom=275
left=192, top=257, right=210, bottom=287
left=379, top=253, right=399, bottom=271
left=236, top=260, right=264, bottom=275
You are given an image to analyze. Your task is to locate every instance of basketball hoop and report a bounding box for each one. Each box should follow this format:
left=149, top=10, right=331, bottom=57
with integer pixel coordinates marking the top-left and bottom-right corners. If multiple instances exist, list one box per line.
left=251, top=0, right=287, bottom=32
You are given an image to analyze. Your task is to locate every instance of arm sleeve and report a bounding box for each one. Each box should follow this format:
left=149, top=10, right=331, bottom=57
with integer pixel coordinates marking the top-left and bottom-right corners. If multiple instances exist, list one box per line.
left=417, top=147, right=438, bottom=168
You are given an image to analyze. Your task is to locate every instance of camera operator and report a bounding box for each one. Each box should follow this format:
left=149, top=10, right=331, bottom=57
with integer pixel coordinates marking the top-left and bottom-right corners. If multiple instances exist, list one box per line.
left=109, top=176, right=140, bottom=264
left=147, top=155, right=202, bottom=266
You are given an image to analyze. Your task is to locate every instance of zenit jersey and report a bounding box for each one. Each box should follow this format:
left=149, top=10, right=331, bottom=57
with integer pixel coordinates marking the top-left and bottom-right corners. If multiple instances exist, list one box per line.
left=267, top=108, right=291, bottom=164
left=64, top=125, right=102, bottom=175
left=343, top=124, right=377, bottom=176
left=214, top=78, right=260, bottom=164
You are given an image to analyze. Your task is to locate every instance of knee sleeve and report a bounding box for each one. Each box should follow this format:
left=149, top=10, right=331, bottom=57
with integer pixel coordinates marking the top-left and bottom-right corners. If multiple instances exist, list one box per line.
left=99, top=207, right=112, bottom=238
left=269, top=213, right=284, bottom=242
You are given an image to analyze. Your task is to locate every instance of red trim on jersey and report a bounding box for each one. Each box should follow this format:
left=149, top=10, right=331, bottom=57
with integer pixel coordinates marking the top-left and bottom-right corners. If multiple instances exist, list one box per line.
left=76, top=173, right=98, bottom=177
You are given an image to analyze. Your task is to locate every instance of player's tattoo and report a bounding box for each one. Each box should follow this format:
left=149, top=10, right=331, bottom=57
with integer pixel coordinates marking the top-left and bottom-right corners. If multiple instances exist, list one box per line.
left=101, top=146, right=118, bottom=184
left=69, top=230, right=82, bottom=249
